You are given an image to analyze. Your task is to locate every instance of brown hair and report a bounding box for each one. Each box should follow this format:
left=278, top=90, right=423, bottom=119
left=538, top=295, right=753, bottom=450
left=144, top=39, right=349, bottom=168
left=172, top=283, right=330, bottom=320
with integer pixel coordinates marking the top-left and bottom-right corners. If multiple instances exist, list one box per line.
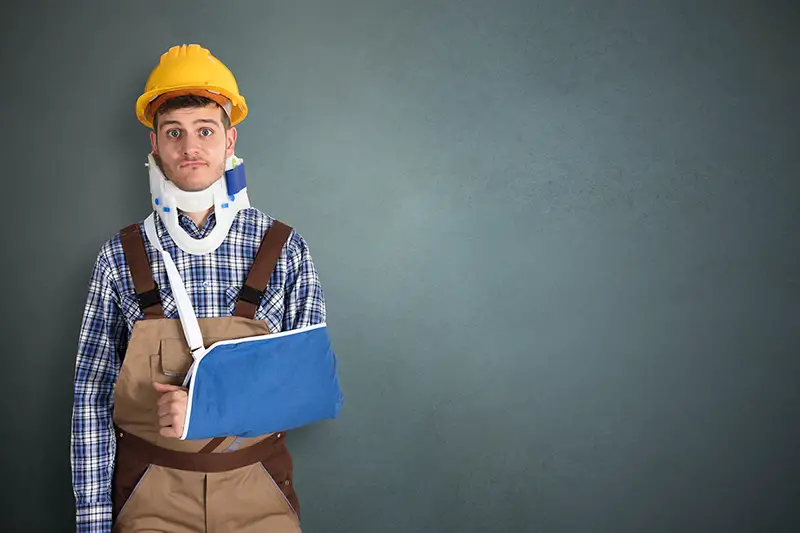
left=152, top=95, right=232, bottom=131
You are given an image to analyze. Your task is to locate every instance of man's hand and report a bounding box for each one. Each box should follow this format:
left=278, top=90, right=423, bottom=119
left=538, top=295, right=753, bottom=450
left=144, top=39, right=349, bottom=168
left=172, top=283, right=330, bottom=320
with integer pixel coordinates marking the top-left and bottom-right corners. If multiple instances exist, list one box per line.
left=153, top=382, right=189, bottom=438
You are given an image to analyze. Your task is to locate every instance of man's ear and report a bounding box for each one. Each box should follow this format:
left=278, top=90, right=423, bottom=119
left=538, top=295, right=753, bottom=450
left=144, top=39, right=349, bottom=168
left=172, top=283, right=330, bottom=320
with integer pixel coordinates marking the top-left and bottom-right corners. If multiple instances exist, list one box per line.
left=225, top=127, right=238, bottom=158
left=150, top=131, right=158, bottom=155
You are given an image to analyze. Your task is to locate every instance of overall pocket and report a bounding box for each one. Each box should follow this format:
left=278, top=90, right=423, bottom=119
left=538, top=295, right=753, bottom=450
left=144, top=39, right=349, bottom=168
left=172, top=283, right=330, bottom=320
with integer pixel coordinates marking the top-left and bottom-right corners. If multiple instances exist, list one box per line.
left=112, top=465, right=207, bottom=533
left=113, top=464, right=153, bottom=524
left=149, top=337, right=221, bottom=386
left=205, top=462, right=301, bottom=532
left=257, top=462, right=299, bottom=521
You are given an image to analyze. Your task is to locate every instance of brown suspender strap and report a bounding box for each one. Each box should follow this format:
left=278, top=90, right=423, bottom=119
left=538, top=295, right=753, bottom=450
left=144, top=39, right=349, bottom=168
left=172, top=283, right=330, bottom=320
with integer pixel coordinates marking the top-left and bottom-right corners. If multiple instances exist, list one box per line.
left=198, top=437, right=228, bottom=453
left=234, top=220, right=293, bottom=319
left=115, top=425, right=288, bottom=472
left=119, top=224, right=165, bottom=320
left=119, top=222, right=240, bottom=455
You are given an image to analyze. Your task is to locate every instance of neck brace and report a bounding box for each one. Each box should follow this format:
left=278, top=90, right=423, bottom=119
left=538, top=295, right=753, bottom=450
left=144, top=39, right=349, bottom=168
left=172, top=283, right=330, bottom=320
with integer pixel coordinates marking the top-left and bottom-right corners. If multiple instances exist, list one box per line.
left=147, top=152, right=251, bottom=255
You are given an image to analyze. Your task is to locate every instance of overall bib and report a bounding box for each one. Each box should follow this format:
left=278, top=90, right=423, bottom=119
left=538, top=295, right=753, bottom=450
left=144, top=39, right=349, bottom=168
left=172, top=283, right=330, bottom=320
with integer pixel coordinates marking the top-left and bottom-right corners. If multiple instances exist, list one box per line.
left=111, top=219, right=301, bottom=533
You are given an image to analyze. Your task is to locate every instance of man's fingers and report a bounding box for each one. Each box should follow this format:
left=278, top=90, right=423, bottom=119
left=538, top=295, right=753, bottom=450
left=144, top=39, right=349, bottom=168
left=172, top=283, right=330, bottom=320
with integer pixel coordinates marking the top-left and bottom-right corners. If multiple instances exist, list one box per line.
left=158, top=398, right=186, bottom=417
left=153, top=381, right=185, bottom=394
left=159, top=413, right=183, bottom=428
left=158, top=396, right=186, bottom=415
left=159, top=426, right=180, bottom=438
left=154, top=382, right=188, bottom=439
left=157, top=390, right=187, bottom=407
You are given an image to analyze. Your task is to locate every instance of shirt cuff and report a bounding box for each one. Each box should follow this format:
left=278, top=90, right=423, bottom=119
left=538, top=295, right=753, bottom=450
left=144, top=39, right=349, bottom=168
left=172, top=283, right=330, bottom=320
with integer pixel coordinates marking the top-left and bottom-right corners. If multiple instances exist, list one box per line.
left=76, top=502, right=112, bottom=533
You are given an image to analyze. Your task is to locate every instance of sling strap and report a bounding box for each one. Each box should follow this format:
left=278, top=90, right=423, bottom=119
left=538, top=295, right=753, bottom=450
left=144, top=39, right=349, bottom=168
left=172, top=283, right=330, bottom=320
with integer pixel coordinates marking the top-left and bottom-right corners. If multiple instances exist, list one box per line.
left=120, top=223, right=165, bottom=320
left=234, top=220, right=293, bottom=319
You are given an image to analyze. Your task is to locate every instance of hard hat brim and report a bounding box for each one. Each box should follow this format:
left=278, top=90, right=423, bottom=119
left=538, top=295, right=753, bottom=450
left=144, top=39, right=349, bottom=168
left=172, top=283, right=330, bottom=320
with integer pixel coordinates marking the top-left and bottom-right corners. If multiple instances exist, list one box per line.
left=136, top=85, right=248, bottom=129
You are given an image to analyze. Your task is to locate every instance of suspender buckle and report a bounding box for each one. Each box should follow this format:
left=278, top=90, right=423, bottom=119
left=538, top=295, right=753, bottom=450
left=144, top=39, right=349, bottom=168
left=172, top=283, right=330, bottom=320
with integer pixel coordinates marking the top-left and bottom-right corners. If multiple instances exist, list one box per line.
left=136, top=285, right=162, bottom=309
left=238, top=284, right=264, bottom=305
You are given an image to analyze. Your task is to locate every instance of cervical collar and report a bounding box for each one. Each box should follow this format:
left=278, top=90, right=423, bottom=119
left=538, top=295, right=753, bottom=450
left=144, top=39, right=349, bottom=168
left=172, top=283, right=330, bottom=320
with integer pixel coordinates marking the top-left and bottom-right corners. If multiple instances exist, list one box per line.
left=147, top=152, right=251, bottom=255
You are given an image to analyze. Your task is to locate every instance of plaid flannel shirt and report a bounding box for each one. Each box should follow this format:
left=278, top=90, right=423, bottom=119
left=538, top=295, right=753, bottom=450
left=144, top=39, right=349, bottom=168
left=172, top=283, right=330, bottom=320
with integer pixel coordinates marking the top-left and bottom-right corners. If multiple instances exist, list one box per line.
left=70, top=208, right=326, bottom=533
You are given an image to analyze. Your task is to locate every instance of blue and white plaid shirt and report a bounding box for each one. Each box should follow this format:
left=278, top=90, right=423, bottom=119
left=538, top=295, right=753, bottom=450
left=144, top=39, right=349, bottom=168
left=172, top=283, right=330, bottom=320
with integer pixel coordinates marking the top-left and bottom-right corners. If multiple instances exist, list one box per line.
left=70, top=207, right=326, bottom=533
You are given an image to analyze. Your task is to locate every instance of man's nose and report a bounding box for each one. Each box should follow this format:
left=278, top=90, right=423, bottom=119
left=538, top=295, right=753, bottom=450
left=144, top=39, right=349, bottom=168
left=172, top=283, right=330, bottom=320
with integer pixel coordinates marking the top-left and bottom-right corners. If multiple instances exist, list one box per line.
left=182, top=138, right=201, bottom=157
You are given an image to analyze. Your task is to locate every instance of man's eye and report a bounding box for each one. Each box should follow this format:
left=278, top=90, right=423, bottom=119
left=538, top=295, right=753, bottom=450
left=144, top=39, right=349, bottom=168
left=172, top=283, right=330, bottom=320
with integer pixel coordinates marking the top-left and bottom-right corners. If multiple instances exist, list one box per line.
left=167, top=130, right=180, bottom=138
left=200, top=128, right=213, bottom=137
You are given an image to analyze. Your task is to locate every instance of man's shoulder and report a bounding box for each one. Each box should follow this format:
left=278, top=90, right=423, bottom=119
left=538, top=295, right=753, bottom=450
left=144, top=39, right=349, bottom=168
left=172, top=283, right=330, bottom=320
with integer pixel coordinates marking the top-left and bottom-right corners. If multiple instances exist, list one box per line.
left=92, top=219, right=147, bottom=282
left=237, top=207, right=309, bottom=252
left=237, top=206, right=290, bottom=231
left=100, top=217, right=148, bottom=255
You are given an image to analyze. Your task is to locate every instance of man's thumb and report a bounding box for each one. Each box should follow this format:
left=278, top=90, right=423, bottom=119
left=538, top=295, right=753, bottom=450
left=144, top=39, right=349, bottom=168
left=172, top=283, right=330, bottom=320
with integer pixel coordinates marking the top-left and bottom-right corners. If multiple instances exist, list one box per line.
left=153, top=381, right=184, bottom=393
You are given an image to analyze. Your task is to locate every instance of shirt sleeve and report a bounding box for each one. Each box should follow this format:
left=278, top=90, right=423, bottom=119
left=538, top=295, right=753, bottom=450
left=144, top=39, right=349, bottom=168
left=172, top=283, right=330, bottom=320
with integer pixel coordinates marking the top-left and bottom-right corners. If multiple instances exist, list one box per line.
left=282, top=231, right=327, bottom=330
left=71, top=249, right=128, bottom=533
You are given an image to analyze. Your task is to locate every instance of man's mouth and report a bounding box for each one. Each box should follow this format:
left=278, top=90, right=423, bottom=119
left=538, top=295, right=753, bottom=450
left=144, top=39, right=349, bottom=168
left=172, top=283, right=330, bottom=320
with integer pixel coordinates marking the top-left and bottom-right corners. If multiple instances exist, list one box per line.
left=180, top=160, right=208, bottom=168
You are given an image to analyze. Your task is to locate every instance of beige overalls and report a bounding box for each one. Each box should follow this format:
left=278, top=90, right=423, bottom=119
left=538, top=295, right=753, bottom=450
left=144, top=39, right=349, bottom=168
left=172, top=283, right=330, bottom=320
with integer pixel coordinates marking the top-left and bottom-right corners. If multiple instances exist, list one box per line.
left=111, top=220, right=301, bottom=533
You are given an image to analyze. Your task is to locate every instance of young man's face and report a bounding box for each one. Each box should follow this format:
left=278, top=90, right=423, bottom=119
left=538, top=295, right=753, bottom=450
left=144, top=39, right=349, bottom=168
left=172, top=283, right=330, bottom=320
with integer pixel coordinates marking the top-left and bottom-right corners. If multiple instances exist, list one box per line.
left=150, top=104, right=237, bottom=192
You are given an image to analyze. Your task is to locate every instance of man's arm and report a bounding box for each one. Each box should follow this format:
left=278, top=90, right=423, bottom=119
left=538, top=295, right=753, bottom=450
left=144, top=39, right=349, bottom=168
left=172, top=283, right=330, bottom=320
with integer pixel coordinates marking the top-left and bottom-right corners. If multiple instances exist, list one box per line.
left=282, top=230, right=327, bottom=331
left=154, top=229, right=336, bottom=441
left=70, top=250, right=128, bottom=533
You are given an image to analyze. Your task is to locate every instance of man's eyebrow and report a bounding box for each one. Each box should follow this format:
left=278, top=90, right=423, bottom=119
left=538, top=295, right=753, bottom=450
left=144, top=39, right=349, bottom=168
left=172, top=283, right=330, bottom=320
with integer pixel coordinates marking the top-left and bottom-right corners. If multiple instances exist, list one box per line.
left=159, top=118, right=222, bottom=130
left=158, top=119, right=182, bottom=130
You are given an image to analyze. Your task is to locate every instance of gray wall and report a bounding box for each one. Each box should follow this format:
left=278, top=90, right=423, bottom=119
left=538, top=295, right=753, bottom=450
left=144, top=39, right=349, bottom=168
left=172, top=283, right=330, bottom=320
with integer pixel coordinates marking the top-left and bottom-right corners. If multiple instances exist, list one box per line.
left=1, top=1, right=798, bottom=531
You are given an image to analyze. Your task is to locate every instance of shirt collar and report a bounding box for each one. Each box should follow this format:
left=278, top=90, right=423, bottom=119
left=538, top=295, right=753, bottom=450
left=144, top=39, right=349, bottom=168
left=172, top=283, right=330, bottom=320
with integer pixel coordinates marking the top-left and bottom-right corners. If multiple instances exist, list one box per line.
left=154, top=210, right=218, bottom=242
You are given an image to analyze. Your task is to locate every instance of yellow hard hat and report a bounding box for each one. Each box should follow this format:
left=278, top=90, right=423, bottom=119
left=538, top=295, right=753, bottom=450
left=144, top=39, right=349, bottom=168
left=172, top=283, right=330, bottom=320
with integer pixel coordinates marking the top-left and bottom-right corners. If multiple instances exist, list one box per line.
left=136, top=44, right=248, bottom=129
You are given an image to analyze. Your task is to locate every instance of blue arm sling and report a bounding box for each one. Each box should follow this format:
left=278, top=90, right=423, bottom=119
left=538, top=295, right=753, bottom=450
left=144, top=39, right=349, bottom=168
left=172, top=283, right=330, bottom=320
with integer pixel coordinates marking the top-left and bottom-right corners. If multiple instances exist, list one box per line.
left=181, top=323, right=343, bottom=440
left=143, top=213, right=343, bottom=442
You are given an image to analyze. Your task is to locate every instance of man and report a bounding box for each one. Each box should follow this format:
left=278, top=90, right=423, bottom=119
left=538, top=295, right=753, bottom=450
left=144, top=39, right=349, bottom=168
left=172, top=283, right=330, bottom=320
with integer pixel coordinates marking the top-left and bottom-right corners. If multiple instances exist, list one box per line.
left=70, top=44, right=340, bottom=533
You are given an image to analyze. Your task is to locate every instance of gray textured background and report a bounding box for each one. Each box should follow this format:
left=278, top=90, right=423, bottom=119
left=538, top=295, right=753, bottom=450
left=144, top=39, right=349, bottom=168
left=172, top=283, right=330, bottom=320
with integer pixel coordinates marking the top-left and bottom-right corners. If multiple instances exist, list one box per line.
left=1, top=1, right=798, bottom=532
